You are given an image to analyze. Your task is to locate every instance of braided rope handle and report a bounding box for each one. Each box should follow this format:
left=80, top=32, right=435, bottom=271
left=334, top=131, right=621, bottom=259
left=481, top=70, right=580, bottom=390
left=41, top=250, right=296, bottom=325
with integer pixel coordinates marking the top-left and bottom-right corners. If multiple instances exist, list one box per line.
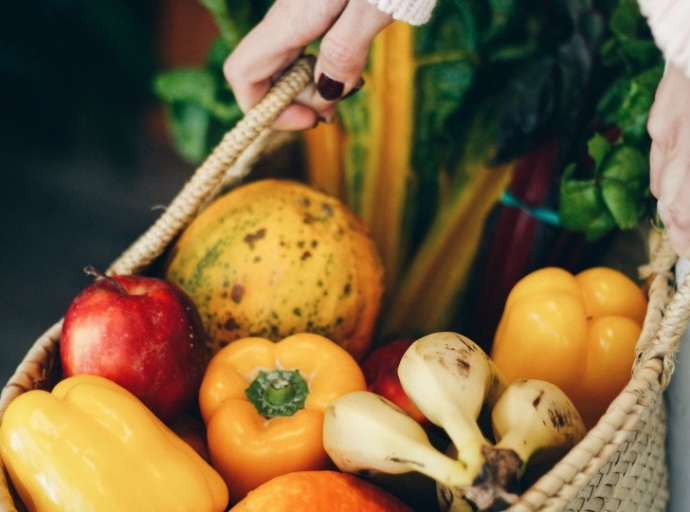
left=107, top=56, right=315, bottom=276
left=635, top=229, right=690, bottom=388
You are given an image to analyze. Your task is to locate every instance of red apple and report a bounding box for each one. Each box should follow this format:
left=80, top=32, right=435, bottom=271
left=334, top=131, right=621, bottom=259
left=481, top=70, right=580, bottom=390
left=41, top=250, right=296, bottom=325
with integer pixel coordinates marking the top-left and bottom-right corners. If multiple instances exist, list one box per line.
left=60, top=267, right=209, bottom=422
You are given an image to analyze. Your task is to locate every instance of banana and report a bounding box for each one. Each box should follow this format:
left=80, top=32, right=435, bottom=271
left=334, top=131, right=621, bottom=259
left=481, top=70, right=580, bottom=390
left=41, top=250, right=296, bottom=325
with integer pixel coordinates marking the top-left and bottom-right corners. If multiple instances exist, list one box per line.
left=440, top=379, right=586, bottom=511
left=397, top=332, right=508, bottom=483
left=437, top=470, right=477, bottom=512
left=324, top=335, right=583, bottom=512
left=491, top=378, right=586, bottom=470
left=437, top=442, right=518, bottom=512
left=323, top=390, right=475, bottom=486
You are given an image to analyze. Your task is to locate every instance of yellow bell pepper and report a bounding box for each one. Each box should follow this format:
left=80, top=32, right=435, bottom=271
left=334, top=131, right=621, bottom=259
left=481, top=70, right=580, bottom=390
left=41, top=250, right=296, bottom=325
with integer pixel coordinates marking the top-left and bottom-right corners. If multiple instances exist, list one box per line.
left=0, top=374, right=228, bottom=512
left=198, top=333, right=367, bottom=505
left=490, top=266, right=648, bottom=429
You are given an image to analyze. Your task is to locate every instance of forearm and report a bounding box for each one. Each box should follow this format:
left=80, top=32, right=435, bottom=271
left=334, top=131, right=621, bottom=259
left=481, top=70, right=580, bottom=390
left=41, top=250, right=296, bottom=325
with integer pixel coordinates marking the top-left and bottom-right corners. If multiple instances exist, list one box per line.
left=366, top=0, right=437, bottom=25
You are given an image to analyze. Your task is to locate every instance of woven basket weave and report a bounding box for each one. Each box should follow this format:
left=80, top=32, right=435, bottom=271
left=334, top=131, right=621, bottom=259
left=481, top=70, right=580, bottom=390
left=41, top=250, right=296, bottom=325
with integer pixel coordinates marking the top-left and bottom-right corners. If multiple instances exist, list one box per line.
left=1, top=56, right=689, bottom=512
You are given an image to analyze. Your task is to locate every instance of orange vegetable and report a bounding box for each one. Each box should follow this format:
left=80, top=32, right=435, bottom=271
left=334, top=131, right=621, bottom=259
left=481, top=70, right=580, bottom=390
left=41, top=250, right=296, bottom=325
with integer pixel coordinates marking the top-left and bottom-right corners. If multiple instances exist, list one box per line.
left=198, top=333, right=367, bottom=504
left=229, top=470, right=414, bottom=512
left=490, top=266, right=647, bottom=429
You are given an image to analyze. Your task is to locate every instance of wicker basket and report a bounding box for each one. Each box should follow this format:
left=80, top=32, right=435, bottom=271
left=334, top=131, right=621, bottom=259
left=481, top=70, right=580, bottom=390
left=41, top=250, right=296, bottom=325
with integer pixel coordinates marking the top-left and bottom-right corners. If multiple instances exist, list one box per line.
left=1, top=56, right=689, bottom=512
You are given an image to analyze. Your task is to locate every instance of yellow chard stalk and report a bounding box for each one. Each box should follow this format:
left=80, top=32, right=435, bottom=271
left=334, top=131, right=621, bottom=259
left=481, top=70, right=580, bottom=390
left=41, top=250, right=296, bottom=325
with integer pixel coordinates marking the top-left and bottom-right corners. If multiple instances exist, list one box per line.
left=304, top=12, right=516, bottom=335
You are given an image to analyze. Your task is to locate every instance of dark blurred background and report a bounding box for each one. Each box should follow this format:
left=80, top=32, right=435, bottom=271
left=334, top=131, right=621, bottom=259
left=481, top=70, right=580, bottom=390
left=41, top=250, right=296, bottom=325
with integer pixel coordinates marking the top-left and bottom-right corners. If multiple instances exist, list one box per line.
left=0, top=0, right=219, bottom=384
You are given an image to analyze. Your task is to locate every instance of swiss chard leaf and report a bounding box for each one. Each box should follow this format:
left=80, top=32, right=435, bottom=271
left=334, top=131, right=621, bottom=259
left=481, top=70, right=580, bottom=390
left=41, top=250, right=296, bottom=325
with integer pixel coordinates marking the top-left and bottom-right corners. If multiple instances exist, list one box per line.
left=493, top=56, right=557, bottom=161
left=492, top=0, right=605, bottom=162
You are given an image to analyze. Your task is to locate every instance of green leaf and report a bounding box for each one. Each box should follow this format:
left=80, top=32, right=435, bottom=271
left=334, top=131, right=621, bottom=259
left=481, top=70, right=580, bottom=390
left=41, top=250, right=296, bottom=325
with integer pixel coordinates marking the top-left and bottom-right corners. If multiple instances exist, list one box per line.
left=559, top=167, right=601, bottom=231
left=617, top=66, right=663, bottom=143
left=168, top=102, right=212, bottom=164
left=600, top=145, right=649, bottom=228
left=600, top=180, right=643, bottom=229
left=560, top=141, right=649, bottom=239
left=587, top=132, right=611, bottom=172
left=408, top=58, right=478, bottom=260
left=154, top=68, right=216, bottom=104
left=559, top=167, right=617, bottom=241
left=557, top=0, right=662, bottom=242
left=198, top=0, right=272, bottom=48
left=585, top=211, right=619, bottom=241
left=493, top=56, right=556, bottom=160
left=480, top=0, right=520, bottom=45
left=419, top=0, right=479, bottom=55
left=600, top=0, right=661, bottom=70
left=338, top=90, right=371, bottom=214
left=154, top=67, right=243, bottom=162
left=608, top=0, right=643, bottom=39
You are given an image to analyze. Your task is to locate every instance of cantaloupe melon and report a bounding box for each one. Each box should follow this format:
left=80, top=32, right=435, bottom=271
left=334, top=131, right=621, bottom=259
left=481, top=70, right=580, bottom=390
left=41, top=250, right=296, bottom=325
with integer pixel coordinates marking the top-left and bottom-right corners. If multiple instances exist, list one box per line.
left=163, top=179, right=384, bottom=360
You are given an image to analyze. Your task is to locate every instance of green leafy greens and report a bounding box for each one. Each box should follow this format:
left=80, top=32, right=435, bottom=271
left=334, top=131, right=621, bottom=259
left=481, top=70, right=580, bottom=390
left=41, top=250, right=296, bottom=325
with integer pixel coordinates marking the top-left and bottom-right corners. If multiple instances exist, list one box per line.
left=559, top=0, right=663, bottom=241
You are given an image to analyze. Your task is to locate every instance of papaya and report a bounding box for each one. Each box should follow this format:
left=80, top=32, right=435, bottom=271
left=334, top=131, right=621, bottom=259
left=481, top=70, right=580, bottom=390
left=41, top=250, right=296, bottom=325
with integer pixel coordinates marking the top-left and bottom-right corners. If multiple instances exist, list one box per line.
left=163, top=179, right=384, bottom=361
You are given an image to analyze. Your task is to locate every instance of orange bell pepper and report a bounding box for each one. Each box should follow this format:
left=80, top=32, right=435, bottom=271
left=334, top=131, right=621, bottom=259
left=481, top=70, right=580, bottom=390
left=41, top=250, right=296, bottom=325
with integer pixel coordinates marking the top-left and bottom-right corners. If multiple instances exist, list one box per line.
left=198, top=333, right=367, bottom=504
left=490, top=266, right=647, bottom=429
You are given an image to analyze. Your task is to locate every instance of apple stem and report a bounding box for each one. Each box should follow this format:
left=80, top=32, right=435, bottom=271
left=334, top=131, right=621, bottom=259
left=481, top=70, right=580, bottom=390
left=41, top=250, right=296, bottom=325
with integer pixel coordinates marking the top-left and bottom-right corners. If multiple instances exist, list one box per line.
left=83, top=265, right=128, bottom=295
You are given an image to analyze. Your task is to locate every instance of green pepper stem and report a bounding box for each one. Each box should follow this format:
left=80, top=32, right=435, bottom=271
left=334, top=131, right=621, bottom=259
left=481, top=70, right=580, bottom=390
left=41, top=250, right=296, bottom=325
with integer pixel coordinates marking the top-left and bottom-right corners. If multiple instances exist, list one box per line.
left=266, top=377, right=295, bottom=405
left=245, top=370, right=308, bottom=418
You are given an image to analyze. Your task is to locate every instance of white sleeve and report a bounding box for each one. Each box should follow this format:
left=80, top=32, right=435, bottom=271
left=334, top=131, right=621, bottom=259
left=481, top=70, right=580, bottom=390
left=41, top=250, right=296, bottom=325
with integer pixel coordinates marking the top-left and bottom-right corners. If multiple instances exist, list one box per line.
left=638, top=0, right=690, bottom=77
left=366, top=0, right=438, bottom=25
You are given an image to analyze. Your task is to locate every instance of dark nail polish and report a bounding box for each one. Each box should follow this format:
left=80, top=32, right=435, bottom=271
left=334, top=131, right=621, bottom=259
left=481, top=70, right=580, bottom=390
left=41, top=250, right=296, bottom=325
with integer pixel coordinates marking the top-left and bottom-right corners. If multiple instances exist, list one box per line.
left=343, top=78, right=365, bottom=100
left=317, top=73, right=345, bottom=101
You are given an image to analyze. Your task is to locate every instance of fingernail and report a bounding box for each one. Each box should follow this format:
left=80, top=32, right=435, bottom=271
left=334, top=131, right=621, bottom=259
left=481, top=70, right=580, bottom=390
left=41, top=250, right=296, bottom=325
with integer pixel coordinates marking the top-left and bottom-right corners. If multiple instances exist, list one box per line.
left=343, top=78, right=365, bottom=100
left=317, top=73, right=345, bottom=101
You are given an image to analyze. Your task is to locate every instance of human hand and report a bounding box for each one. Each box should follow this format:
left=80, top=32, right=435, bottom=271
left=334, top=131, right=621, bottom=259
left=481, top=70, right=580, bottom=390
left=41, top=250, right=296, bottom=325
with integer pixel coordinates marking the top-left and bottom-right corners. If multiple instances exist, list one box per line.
left=223, top=0, right=394, bottom=130
left=648, top=63, right=690, bottom=258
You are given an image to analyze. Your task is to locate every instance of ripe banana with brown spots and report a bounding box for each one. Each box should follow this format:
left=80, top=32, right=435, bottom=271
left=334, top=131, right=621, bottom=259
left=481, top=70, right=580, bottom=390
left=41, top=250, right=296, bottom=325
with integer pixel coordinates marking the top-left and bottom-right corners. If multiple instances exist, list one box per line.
left=323, top=390, right=474, bottom=486
left=438, top=378, right=586, bottom=511
left=397, top=332, right=508, bottom=484
left=491, top=378, right=586, bottom=470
